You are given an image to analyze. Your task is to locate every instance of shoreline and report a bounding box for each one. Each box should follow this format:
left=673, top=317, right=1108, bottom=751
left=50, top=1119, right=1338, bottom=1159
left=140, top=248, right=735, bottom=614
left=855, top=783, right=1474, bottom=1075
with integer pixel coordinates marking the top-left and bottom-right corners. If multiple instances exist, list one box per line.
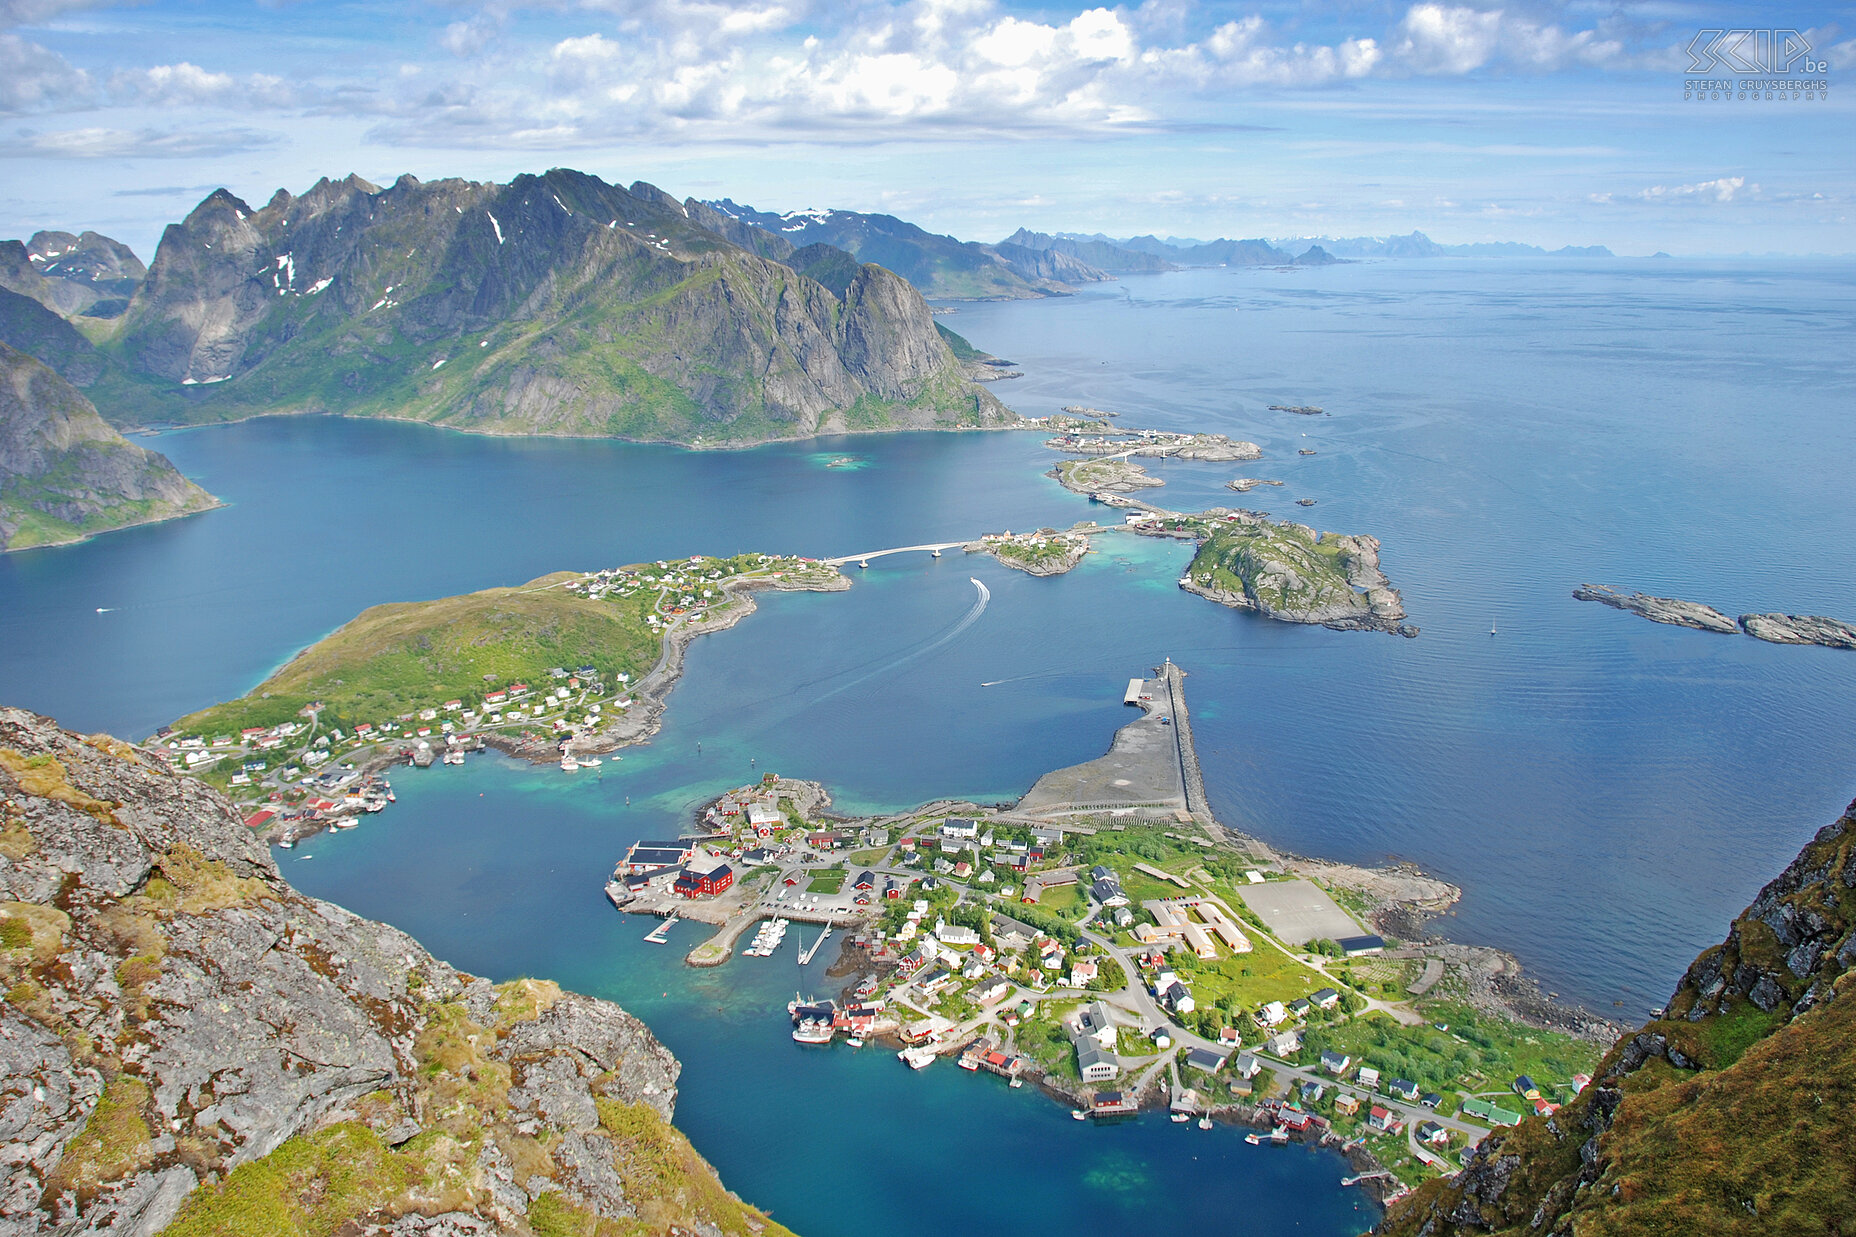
left=129, top=406, right=1050, bottom=453
left=0, top=494, right=225, bottom=556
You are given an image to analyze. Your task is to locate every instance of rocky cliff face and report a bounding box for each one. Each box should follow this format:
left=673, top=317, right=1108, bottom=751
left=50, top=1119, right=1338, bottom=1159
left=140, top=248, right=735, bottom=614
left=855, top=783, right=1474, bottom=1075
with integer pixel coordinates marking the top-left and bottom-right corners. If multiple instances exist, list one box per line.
left=0, top=343, right=215, bottom=552
left=101, top=170, right=1004, bottom=444
left=0, top=706, right=793, bottom=1236
left=1376, top=798, right=1856, bottom=1236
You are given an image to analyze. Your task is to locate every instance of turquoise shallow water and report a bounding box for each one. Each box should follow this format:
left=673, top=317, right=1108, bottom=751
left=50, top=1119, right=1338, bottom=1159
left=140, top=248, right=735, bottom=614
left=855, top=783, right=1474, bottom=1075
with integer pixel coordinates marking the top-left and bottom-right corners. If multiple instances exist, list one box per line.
left=4, top=258, right=1855, bottom=1235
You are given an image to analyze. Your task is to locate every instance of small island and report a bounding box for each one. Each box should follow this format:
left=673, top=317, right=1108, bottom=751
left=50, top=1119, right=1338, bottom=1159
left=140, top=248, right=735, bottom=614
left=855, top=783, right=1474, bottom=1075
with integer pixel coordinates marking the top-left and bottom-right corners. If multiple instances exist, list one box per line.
left=1228, top=478, right=1285, bottom=492
left=972, top=527, right=1096, bottom=576
left=1150, top=512, right=1413, bottom=635
left=1048, top=457, right=1163, bottom=494
left=1046, top=428, right=1263, bottom=463
left=1574, top=585, right=1856, bottom=650
left=1571, top=584, right=1737, bottom=633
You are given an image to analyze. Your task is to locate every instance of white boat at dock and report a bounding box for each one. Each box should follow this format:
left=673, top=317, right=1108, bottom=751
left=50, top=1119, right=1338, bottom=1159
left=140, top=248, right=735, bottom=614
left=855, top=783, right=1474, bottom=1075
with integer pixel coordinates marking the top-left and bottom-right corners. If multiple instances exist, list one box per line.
left=560, top=754, right=580, bottom=772
left=578, top=756, right=602, bottom=767
left=898, top=1045, right=939, bottom=1069
left=442, top=749, right=465, bottom=765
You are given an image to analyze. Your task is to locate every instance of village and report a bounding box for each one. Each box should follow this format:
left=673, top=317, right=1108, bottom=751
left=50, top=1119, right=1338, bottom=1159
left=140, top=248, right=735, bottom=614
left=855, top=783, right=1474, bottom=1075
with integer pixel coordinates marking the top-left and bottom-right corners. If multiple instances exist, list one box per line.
left=150, top=553, right=840, bottom=844
left=602, top=684, right=1599, bottom=1202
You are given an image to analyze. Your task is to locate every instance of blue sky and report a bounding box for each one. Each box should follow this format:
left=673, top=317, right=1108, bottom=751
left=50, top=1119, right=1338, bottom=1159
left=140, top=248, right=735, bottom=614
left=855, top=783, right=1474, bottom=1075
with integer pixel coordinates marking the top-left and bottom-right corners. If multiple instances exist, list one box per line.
left=2, top=0, right=1851, bottom=256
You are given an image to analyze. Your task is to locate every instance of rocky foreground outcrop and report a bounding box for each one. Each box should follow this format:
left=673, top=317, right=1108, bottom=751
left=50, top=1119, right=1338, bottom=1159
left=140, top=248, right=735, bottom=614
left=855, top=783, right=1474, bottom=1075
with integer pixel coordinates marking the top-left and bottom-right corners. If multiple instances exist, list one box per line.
left=0, top=706, right=791, bottom=1237
left=1375, top=798, right=1856, bottom=1236
left=0, top=343, right=216, bottom=552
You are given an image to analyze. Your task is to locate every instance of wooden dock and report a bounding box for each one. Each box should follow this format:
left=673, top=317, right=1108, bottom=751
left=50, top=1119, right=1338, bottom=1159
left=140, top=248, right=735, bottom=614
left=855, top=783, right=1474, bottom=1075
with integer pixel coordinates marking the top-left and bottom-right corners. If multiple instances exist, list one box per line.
left=644, top=916, right=679, bottom=944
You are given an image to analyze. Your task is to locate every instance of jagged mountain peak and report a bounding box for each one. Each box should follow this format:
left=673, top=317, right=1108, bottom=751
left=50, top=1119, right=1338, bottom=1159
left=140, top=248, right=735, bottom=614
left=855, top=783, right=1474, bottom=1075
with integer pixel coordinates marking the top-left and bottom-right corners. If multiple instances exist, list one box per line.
left=103, top=169, right=1004, bottom=441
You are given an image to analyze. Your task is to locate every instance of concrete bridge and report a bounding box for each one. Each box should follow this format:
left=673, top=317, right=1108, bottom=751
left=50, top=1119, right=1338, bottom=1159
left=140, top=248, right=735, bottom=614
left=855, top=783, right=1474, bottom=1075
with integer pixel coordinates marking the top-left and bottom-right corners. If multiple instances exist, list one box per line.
left=820, top=541, right=972, bottom=567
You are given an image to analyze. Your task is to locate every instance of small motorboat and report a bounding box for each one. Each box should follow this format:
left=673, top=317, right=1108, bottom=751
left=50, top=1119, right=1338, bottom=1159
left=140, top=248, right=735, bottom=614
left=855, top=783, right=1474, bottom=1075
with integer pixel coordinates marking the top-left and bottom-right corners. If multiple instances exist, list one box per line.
left=1071, top=1110, right=1088, bottom=1121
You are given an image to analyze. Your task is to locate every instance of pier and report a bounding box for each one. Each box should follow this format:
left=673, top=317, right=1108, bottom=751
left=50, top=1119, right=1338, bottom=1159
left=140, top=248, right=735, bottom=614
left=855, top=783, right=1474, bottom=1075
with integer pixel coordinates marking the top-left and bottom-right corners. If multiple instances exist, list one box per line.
left=1160, top=660, right=1210, bottom=823
left=797, top=926, right=832, bottom=965
left=644, top=916, right=679, bottom=944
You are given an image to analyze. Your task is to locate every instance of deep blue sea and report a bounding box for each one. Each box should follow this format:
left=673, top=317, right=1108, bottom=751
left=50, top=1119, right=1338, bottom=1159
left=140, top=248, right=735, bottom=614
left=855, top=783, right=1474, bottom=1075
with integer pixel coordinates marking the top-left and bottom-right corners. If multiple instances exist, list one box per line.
left=4, top=258, right=1854, bottom=1237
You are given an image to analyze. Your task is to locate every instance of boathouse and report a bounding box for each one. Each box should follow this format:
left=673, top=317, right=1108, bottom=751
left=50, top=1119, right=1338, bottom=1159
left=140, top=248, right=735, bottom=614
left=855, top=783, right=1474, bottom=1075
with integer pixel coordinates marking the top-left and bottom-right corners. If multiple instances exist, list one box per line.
left=673, top=862, right=734, bottom=898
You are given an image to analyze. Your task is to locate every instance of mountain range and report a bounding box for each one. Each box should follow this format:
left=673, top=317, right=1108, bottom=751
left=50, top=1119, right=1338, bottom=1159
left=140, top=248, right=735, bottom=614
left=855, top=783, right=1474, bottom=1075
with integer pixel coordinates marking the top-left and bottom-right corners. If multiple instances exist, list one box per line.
left=0, top=171, right=1012, bottom=453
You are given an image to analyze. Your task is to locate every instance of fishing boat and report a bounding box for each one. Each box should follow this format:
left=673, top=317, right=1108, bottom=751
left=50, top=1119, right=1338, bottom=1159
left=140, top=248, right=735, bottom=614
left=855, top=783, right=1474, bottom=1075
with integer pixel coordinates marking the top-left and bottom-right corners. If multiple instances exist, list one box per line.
left=442, top=749, right=465, bottom=765
left=579, top=756, right=602, bottom=767
left=1009, top=1077, right=1023, bottom=1088
left=1071, top=1110, right=1088, bottom=1121
left=931, top=548, right=942, bottom=557
left=560, top=754, right=580, bottom=772
left=846, top=1035, right=865, bottom=1048
left=1170, top=1111, right=1191, bottom=1123
left=898, top=1045, right=938, bottom=1069
left=792, top=1017, right=834, bottom=1045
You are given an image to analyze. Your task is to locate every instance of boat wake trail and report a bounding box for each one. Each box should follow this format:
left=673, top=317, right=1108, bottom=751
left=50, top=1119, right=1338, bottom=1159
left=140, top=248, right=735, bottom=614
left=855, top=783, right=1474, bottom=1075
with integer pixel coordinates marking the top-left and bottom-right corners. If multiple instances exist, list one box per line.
left=810, top=577, right=990, bottom=706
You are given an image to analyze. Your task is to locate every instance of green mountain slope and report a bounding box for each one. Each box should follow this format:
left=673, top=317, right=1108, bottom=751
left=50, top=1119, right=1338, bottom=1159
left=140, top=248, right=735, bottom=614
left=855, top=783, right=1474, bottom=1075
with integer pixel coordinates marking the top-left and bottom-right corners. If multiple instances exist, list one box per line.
left=90, top=170, right=1007, bottom=444
left=0, top=341, right=216, bottom=551
left=1376, top=797, right=1856, bottom=1236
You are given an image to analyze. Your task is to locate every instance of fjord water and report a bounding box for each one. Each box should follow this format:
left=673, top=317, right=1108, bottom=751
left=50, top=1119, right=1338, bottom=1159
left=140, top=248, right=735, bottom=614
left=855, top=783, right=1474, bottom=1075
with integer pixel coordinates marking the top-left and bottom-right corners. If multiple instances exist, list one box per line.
left=4, top=258, right=1854, bottom=1234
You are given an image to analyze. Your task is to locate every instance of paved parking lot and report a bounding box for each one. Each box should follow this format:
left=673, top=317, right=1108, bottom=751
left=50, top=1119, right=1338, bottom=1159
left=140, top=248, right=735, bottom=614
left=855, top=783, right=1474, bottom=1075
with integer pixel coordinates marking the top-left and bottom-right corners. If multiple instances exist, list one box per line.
left=1237, top=878, right=1363, bottom=945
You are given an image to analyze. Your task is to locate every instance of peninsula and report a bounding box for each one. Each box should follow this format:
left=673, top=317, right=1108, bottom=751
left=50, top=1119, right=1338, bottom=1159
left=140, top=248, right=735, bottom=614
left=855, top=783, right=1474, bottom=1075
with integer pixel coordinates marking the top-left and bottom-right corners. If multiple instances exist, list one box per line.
left=162, top=554, right=849, bottom=842
left=0, top=340, right=216, bottom=551
left=607, top=666, right=1609, bottom=1204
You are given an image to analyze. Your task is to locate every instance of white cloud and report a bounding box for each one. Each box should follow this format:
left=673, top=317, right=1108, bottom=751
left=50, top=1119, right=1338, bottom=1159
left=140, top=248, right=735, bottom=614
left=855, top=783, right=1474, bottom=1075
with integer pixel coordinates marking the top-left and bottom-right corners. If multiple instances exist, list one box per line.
left=1639, top=177, right=1756, bottom=203
left=109, top=62, right=300, bottom=109
left=1392, top=4, right=1501, bottom=75
left=0, top=31, right=89, bottom=111
left=1, top=125, right=281, bottom=158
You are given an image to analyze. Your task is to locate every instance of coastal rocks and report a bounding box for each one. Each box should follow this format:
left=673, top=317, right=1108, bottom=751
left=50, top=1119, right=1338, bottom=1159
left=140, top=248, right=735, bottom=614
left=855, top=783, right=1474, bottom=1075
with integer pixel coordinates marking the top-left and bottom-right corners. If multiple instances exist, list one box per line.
left=0, top=706, right=782, bottom=1236
left=1226, top=478, right=1284, bottom=492
left=1737, top=612, right=1856, bottom=649
left=1575, top=585, right=1856, bottom=650
left=1047, top=458, right=1162, bottom=494
left=1571, top=584, right=1737, bottom=633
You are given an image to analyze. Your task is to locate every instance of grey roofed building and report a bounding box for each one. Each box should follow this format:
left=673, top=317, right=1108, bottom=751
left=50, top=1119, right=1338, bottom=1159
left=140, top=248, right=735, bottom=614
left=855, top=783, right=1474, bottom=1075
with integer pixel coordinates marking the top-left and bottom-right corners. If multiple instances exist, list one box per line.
left=1076, top=1038, right=1120, bottom=1082
left=1232, top=1052, right=1262, bottom=1078
left=1185, top=1047, right=1226, bottom=1074
left=1336, top=934, right=1388, bottom=956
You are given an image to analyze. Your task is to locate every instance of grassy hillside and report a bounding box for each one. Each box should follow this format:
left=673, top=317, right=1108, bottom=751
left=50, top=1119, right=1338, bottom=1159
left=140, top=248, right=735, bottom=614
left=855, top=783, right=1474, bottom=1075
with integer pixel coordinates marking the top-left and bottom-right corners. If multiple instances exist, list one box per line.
left=170, top=555, right=811, bottom=739
left=1377, top=799, right=1856, bottom=1236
